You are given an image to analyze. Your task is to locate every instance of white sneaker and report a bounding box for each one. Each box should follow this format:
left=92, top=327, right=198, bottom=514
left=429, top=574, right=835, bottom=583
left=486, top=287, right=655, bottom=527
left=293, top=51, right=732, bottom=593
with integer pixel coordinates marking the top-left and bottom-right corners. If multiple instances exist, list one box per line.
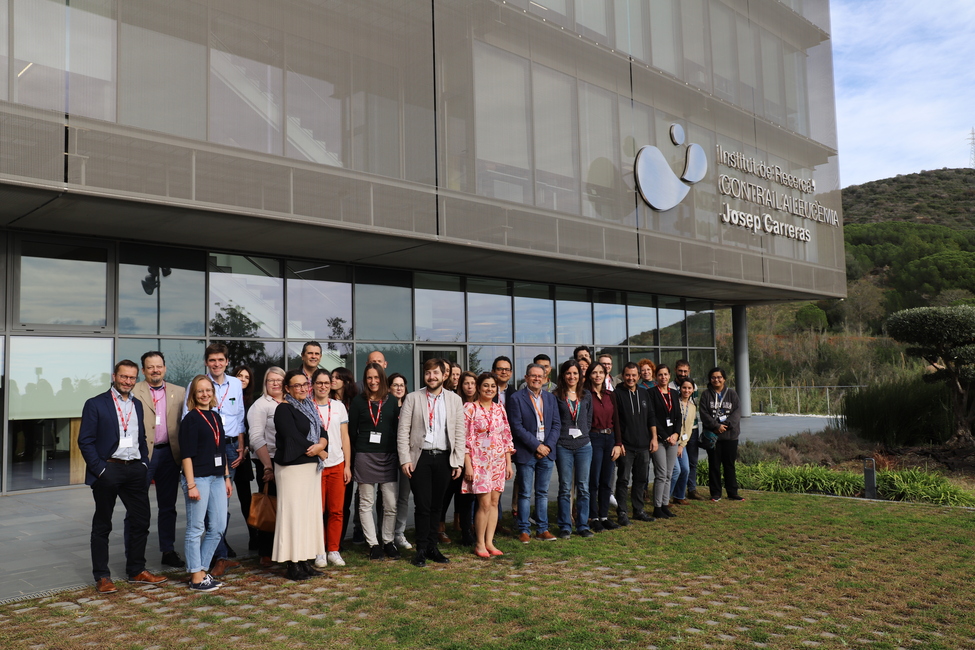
left=314, top=554, right=328, bottom=568
left=327, top=551, right=345, bottom=567
left=394, top=536, right=413, bottom=550
left=609, top=494, right=618, bottom=508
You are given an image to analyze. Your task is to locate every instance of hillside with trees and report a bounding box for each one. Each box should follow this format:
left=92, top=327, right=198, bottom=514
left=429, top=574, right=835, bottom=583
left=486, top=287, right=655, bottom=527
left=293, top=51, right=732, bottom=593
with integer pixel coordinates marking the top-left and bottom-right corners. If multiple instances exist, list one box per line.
left=842, top=167, right=975, bottom=228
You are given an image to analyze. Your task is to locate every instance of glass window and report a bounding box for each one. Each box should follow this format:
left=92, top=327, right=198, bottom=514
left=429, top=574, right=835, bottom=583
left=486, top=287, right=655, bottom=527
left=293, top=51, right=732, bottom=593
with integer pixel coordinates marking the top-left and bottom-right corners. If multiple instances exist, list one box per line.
left=119, top=245, right=205, bottom=336
left=649, top=0, right=680, bottom=76
left=784, top=43, right=809, bottom=135
left=352, top=54, right=400, bottom=178
left=467, top=278, right=512, bottom=343
left=660, top=348, right=687, bottom=371
left=468, top=345, right=513, bottom=376
left=67, top=0, right=117, bottom=121
left=354, top=267, right=413, bottom=341
left=761, top=29, right=785, bottom=125
left=629, top=347, right=659, bottom=367
left=555, top=287, right=592, bottom=345
left=17, top=240, right=109, bottom=328
left=688, top=348, right=717, bottom=385
left=474, top=41, right=532, bottom=204
left=579, top=82, right=620, bottom=221
left=627, top=292, right=657, bottom=346
left=286, top=261, right=353, bottom=341
left=710, top=1, right=737, bottom=103
left=208, top=254, right=283, bottom=339
left=514, top=282, right=554, bottom=344
left=592, top=346, right=625, bottom=382
left=414, top=273, right=465, bottom=342
left=0, top=0, right=8, bottom=101
left=209, top=11, right=283, bottom=155
left=614, top=0, right=645, bottom=61
left=658, top=295, right=686, bottom=347
left=116, top=338, right=206, bottom=388
left=286, top=36, right=348, bottom=167
left=575, top=0, right=607, bottom=37
left=119, top=0, right=207, bottom=140
left=7, top=336, right=111, bottom=491
left=680, top=0, right=709, bottom=89
left=286, top=340, right=351, bottom=378
left=354, top=343, right=413, bottom=387
left=686, top=300, right=715, bottom=348
left=515, top=346, right=556, bottom=386
left=14, top=0, right=67, bottom=113
left=533, top=64, right=580, bottom=214
left=593, top=290, right=626, bottom=346
left=736, top=15, right=759, bottom=113
left=211, top=340, right=284, bottom=379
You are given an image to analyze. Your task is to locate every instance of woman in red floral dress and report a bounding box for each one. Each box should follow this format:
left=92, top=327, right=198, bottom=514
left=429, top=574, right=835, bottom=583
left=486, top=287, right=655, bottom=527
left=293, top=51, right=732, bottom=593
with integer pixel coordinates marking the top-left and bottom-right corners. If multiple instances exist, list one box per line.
left=462, top=372, right=514, bottom=557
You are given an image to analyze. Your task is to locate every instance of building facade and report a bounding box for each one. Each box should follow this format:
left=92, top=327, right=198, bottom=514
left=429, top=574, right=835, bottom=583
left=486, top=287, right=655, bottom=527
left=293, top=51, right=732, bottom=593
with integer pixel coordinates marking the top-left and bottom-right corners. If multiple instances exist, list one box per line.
left=0, top=0, right=842, bottom=493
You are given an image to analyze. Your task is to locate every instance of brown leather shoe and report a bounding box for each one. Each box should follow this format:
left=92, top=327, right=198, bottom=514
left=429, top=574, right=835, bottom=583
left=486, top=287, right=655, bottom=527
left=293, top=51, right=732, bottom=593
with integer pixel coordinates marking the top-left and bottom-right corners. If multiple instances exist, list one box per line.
left=128, top=570, right=168, bottom=585
left=210, top=559, right=240, bottom=577
left=535, top=530, right=557, bottom=541
left=259, top=556, right=273, bottom=568
left=437, top=522, right=452, bottom=544
left=518, top=532, right=531, bottom=544
left=673, top=498, right=690, bottom=505
left=687, top=490, right=707, bottom=501
left=95, top=577, right=117, bottom=594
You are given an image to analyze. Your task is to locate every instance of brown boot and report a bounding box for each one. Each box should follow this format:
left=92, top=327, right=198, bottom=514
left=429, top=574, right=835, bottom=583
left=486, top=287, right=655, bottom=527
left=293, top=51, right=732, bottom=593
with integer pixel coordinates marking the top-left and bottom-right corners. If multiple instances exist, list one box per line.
left=687, top=490, right=706, bottom=501
left=437, top=521, right=452, bottom=544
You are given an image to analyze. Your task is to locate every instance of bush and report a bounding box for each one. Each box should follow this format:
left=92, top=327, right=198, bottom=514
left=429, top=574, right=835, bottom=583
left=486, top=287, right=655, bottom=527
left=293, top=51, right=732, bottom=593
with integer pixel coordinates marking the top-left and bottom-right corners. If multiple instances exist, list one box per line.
left=734, top=426, right=878, bottom=467
left=696, top=460, right=975, bottom=506
left=841, top=376, right=953, bottom=446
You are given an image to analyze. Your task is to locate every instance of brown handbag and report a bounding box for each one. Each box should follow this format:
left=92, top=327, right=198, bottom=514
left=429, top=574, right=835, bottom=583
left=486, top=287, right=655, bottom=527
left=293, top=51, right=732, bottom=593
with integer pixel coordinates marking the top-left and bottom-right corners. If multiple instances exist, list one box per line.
left=247, top=482, right=277, bottom=532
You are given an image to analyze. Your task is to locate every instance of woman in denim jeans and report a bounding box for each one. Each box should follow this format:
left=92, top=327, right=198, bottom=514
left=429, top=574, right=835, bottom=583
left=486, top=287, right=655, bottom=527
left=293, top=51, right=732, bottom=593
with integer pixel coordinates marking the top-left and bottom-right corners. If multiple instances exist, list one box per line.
left=553, top=359, right=594, bottom=539
left=179, top=375, right=232, bottom=592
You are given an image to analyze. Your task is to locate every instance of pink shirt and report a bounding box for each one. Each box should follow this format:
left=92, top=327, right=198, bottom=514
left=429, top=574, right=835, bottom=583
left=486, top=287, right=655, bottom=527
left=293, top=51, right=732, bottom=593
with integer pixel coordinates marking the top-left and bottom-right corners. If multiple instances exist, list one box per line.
left=149, top=385, right=168, bottom=445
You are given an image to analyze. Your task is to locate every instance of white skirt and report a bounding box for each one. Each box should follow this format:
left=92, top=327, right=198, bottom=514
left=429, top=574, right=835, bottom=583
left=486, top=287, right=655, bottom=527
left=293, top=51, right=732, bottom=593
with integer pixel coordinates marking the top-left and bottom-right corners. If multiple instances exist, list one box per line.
left=271, top=462, right=325, bottom=562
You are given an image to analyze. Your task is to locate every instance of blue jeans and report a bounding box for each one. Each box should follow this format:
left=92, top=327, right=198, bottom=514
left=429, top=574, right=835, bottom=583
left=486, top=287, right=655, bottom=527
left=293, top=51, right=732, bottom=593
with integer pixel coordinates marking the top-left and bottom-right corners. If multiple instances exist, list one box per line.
left=182, top=474, right=228, bottom=573
left=671, top=448, right=690, bottom=500
left=556, top=443, right=592, bottom=532
left=212, top=441, right=238, bottom=560
left=515, top=455, right=555, bottom=534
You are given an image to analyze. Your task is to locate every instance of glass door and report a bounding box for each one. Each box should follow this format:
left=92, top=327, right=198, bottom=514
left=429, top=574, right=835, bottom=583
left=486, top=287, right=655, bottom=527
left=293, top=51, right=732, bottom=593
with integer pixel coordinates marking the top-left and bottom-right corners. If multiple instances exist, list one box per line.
left=415, top=345, right=465, bottom=390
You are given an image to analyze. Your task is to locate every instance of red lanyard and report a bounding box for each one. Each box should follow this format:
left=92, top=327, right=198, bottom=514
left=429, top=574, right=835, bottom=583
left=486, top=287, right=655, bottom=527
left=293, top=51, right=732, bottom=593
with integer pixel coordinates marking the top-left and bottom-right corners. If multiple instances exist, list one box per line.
left=112, top=391, right=135, bottom=434
left=197, top=409, right=221, bottom=448
left=565, top=398, right=579, bottom=425
left=368, top=398, right=385, bottom=428
left=317, top=402, right=332, bottom=432
left=426, top=389, right=441, bottom=432
left=210, top=376, right=229, bottom=411
left=150, top=385, right=165, bottom=412
left=659, top=387, right=672, bottom=412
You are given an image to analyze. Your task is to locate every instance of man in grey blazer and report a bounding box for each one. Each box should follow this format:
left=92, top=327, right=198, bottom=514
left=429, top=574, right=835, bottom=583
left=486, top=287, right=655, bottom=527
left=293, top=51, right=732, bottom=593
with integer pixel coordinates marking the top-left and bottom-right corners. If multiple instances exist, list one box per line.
left=397, top=358, right=465, bottom=567
left=132, top=351, right=187, bottom=568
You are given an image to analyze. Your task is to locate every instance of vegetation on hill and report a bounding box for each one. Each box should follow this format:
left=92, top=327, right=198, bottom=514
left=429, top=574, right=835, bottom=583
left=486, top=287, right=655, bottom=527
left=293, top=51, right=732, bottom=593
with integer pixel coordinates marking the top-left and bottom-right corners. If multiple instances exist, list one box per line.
left=842, top=167, right=975, bottom=228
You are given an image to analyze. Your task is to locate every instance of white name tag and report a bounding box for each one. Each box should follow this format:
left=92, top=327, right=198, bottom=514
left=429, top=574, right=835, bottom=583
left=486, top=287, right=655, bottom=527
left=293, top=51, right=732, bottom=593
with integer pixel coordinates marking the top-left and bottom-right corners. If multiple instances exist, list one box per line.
left=569, top=427, right=583, bottom=438
left=369, top=431, right=383, bottom=444
left=155, top=415, right=161, bottom=426
left=719, top=415, right=728, bottom=423
left=666, top=419, right=673, bottom=427
left=118, top=436, right=134, bottom=449
left=214, top=455, right=223, bottom=467
left=220, top=413, right=227, bottom=426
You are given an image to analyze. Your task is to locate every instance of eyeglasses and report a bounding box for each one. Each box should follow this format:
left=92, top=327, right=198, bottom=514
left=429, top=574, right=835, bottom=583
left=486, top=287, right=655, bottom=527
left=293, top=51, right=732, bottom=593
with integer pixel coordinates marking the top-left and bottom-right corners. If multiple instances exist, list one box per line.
left=267, top=378, right=283, bottom=385
left=493, top=367, right=511, bottom=373
left=314, top=381, right=331, bottom=387
left=289, top=382, right=310, bottom=389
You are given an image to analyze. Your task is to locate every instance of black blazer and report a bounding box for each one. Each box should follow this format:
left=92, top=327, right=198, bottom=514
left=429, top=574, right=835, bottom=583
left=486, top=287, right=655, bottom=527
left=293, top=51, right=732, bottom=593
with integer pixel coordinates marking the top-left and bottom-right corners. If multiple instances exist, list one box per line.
left=648, top=386, right=681, bottom=443
left=273, top=403, right=326, bottom=466
left=78, top=391, right=148, bottom=485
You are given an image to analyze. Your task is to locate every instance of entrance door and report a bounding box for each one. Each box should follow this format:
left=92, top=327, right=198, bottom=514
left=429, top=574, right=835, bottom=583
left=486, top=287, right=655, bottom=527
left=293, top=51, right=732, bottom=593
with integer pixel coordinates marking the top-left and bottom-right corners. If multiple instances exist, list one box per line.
left=415, top=345, right=465, bottom=390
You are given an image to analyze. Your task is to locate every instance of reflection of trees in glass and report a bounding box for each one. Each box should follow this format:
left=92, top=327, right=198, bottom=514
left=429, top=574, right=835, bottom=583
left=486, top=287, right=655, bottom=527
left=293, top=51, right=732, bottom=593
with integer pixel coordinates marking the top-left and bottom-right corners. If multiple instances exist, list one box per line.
left=326, top=317, right=353, bottom=343
left=469, top=347, right=485, bottom=374
left=167, top=350, right=202, bottom=387
left=627, top=329, right=657, bottom=346
left=210, top=302, right=270, bottom=367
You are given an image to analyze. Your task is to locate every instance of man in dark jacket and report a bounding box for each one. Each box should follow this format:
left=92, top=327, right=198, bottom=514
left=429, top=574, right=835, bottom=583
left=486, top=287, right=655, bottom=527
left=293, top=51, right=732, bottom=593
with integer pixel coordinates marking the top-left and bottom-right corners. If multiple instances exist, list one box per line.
left=612, top=362, right=657, bottom=525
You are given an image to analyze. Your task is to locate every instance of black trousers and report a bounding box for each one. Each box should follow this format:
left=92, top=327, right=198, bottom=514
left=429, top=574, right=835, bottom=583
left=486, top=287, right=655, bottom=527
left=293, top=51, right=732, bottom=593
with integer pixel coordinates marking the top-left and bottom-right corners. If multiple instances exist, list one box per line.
left=91, top=461, right=151, bottom=581
left=409, top=450, right=452, bottom=552
left=707, top=439, right=739, bottom=498
left=145, top=445, right=180, bottom=553
left=615, top=449, right=650, bottom=516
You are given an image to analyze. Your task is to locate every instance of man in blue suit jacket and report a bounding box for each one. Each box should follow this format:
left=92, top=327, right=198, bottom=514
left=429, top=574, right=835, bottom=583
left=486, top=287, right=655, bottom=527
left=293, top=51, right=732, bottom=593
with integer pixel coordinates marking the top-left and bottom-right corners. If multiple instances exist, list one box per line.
left=78, top=360, right=168, bottom=594
left=506, top=363, right=561, bottom=543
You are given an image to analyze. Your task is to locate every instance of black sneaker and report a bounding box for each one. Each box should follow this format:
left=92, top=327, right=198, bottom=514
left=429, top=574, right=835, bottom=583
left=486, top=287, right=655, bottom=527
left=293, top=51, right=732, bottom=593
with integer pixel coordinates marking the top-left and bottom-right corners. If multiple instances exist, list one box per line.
left=616, top=514, right=630, bottom=527
left=601, top=518, right=620, bottom=530
left=578, top=529, right=595, bottom=538
left=661, top=506, right=676, bottom=518
left=369, top=545, right=384, bottom=560
left=589, top=519, right=604, bottom=533
left=411, top=551, right=426, bottom=568
left=383, top=542, right=401, bottom=559
left=426, top=547, right=450, bottom=564
left=189, top=575, right=219, bottom=592
left=728, top=495, right=745, bottom=501
left=161, top=551, right=184, bottom=568
left=634, top=511, right=654, bottom=522
left=558, top=529, right=571, bottom=540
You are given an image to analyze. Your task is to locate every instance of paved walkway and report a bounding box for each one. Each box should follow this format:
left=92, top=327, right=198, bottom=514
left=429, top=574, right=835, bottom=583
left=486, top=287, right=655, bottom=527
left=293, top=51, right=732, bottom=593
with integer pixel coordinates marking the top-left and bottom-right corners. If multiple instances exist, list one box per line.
left=0, top=414, right=829, bottom=602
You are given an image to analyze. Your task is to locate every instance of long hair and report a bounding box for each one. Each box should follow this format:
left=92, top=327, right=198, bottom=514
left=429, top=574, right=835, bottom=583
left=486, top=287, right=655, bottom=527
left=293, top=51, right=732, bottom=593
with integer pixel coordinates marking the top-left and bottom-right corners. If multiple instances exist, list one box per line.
left=186, top=375, right=216, bottom=410
left=584, top=361, right=608, bottom=394
left=330, top=366, right=358, bottom=409
left=362, top=362, right=389, bottom=402
left=456, top=371, right=478, bottom=403
left=554, top=359, right=587, bottom=400
left=232, top=364, right=255, bottom=407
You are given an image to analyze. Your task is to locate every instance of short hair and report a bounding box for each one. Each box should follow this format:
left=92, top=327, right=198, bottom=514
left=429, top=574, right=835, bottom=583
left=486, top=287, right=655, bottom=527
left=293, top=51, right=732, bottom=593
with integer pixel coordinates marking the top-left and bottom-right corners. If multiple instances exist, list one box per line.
left=302, top=341, right=323, bottom=355
left=362, top=362, right=389, bottom=401
left=637, top=358, right=656, bottom=374
left=675, top=359, right=690, bottom=370
left=532, top=353, right=551, bottom=364
left=708, top=367, right=727, bottom=381
left=114, top=359, right=139, bottom=376
left=283, top=369, right=308, bottom=392
left=424, top=357, right=445, bottom=373
left=204, top=342, right=229, bottom=360
left=597, top=353, right=612, bottom=362
left=573, top=346, right=592, bottom=360
left=656, top=364, right=670, bottom=376
left=312, top=368, right=331, bottom=385
left=140, top=351, right=165, bottom=367
left=622, top=362, right=639, bottom=373
left=492, top=355, right=513, bottom=371
left=525, top=362, right=545, bottom=376
left=260, top=367, right=286, bottom=398
left=186, top=375, right=216, bottom=410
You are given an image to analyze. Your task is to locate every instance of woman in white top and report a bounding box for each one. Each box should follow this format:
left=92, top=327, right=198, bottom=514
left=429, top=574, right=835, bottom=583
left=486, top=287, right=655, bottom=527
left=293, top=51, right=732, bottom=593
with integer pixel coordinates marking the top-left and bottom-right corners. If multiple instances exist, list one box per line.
left=311, top=369, right=351, bottom=567
left=247, top=366, right=286, bottom=566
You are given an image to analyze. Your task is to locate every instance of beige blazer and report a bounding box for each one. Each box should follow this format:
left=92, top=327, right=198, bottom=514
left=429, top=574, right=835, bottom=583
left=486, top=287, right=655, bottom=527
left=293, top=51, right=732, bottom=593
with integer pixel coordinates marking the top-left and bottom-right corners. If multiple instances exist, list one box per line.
left=397, top=389, right=465, bottom=469
left=132, top=381, right=186, bottom=461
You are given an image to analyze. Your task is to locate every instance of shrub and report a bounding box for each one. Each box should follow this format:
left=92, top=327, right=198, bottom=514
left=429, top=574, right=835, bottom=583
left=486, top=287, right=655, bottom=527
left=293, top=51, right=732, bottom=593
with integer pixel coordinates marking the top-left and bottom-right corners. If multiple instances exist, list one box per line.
left=734, top=426, right=878, bottom=467
left=841, top=376, right=953, bottom=446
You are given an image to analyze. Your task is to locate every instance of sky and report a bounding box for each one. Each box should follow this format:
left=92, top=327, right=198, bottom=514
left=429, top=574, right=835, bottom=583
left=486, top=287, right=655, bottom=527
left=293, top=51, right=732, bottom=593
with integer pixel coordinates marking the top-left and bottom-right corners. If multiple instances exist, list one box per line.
left=830, top=0, right=975, bottom=187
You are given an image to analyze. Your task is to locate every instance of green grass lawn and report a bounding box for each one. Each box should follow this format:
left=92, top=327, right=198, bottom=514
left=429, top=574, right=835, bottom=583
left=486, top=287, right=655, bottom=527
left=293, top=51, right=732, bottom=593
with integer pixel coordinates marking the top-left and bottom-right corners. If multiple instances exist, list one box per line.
left=4, top=491, right=975, bottom=649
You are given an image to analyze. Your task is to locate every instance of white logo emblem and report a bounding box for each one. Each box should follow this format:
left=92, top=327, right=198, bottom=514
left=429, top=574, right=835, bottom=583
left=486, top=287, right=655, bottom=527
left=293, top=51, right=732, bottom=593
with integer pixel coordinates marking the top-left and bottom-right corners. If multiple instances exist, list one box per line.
left=633, top=124, right=707, bottom=211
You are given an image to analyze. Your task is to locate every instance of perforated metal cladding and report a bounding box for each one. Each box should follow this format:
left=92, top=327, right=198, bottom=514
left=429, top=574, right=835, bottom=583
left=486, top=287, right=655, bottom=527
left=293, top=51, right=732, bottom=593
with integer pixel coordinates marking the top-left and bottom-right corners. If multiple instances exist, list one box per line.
left=371, top=183, right=436, bottom=234
left=505, top=209, right=559, bottom=254
left=765, top=258, right=794, bottom=287
left=194, top=151, right=291, bottom=214
left=792, top=264, right=815, bottom=291
left=0, top=109, right=63, bottom=184
left=603, top=226, right=639, bottom=265
left=713, top=247, right=743, bottom=281
left=742, top=253, right=765, bottom=283
left=440, top=196, right=508, bottom=247
left=642, top=234, right=681, bottom=271
left=557, top=219, right=606, bottom=259
left=681, top=242, right=717, bottom=277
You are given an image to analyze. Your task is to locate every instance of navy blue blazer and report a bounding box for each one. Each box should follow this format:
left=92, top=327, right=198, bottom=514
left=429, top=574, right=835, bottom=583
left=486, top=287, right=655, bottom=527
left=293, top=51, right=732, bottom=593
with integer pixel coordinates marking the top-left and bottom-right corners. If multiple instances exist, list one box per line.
left=506, top=387, right=561, bottom=464
left=77, top=390, right=149, bottom=486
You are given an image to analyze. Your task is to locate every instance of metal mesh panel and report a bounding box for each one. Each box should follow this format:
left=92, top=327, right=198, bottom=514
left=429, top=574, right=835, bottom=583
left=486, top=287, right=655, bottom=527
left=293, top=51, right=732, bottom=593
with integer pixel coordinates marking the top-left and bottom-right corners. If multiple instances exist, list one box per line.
left=0, top=108, right=63, bottom=184
left=558, top=219, right=606, bottom=259
left=194, top=151, right=291, bottom=214
left=681, top=241, right=717, bottom=277
left=506, top=208, right=559, bottom=254
left=742, top=252, right=765, bottom=283
left=440, top=196, right=507, bottom=247
left=642, top=234, right=681, bottom=271
left=713, top=247, right=743, bottom=281
left=372, top=183, right=436, bottom=234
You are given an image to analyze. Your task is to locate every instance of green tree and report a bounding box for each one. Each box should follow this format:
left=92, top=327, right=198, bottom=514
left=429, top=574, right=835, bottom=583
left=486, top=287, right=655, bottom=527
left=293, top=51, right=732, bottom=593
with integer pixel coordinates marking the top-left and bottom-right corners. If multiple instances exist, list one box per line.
left=885, top=305, right=975, bottom=446
left=794, top=304, right=827, bottom=331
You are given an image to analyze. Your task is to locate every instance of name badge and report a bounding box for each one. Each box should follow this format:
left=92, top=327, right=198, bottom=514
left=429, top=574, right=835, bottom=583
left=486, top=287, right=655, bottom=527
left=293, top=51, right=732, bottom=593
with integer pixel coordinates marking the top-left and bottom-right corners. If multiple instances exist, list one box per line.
left=214, top=455, right=223, bottom=467
left=118, top=436, right=134, bottom=449
left=155, top=415, right=161, bottom=426
left=569, top=427, right=583, bottom=439
left=220, top=413, right=227, bottom=427
left=666, top=419, right=673, bottom=427
left=719, top=415, right=728, bottom=423
left=369, top=431, right=383, bottom=444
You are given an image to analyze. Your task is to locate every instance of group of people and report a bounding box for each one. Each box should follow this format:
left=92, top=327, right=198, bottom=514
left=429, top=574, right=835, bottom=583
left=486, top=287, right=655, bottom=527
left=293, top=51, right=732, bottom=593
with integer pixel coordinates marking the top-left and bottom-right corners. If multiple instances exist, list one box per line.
left=78, top=341, right=742, bottom=594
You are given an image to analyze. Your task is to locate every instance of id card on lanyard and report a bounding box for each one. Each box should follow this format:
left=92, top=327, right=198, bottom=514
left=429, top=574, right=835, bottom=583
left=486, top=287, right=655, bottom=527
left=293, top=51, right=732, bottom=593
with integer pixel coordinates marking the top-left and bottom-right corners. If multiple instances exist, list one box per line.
left=566, top=398, right=582, bottom=438
left=530, top=392, right=545, bottom=441
left=368, top=398, right=385, bottom=444
left=113, top=391, right=136, bottom=448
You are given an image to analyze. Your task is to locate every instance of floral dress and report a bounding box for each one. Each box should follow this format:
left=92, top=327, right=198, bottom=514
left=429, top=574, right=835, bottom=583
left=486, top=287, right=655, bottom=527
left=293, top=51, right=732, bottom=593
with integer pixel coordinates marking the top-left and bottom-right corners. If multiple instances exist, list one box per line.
left=462, top=401, right=515, bottom=494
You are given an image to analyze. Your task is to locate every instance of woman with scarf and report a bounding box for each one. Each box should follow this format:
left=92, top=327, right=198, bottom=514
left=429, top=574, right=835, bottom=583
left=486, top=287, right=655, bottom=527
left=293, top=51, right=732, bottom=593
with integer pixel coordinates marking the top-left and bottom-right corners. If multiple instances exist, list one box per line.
left=273, top=369, right=328, bottom=581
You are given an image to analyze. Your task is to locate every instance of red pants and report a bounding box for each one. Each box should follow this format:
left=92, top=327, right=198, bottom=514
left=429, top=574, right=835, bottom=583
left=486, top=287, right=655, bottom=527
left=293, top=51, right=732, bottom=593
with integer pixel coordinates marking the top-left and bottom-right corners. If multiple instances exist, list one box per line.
left=321, top=462, right=346, bottom=552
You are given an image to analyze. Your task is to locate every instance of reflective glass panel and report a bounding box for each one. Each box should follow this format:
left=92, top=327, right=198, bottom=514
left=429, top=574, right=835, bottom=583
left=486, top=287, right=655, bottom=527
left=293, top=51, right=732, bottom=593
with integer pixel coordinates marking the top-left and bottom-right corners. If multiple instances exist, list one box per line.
left=680, top=0, right=709, bottom=89
left=592, top=347, right=625, bottom=382
left=658, top=295, right=686, bottom=347
left=467, top=279, right=512, bottom=343
left=67, top=0, right=117, bottom=120
left=468, top=345, right=513, bottom=376
left=660, top=349, right=687, bottom=371
left=414, top=273, right=465, bottom=342
left=593, top=290, right=626, bottom=346
left=710, top=1, right=737, bottom=103
left=119, top=245, right=205, bottom=336
left=629, top=348, right=659, bottom=367
left=210, top=340, right=284, bottom=380
left=649, top=0, right=679, bottom=76
left=0, top=0, right=8, bottom=101
left=286, top=340, right=351, bottom=378
left=208, top=254, right=283, bottom=339
left=116, top=338, right=205, bottom=388
left=18, top=240, right=108, bottom=327
left=533, top=64, right=580, bottom=214
left=555, top=287, right=592, bottom=345
left=285, top=36, right=348, bottom=167
left=686, top=300, right=716, bottom=348
left=575, top=0, right=607, bottom=37
left=579, top=82, right=619, bottom=221
left=354, top=343, right=413, bottom=387
left=8, top=336, right=112, bottom=491
left=354, top=267, right=413, bottom=341
left=286, top=261, right=353, bottom=340
left=687, top=349, right=717, bottom=386
left=352, top=54, right=400, bottom=178
left=514, top=282, right=554, bottom=344
left=627, top=292, right=656, bottom=346
left=614, top=0, right=645, bottom=61
left=14, top=0, right=66, bottom=112
left=515, top=346, right=555, bottom=387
